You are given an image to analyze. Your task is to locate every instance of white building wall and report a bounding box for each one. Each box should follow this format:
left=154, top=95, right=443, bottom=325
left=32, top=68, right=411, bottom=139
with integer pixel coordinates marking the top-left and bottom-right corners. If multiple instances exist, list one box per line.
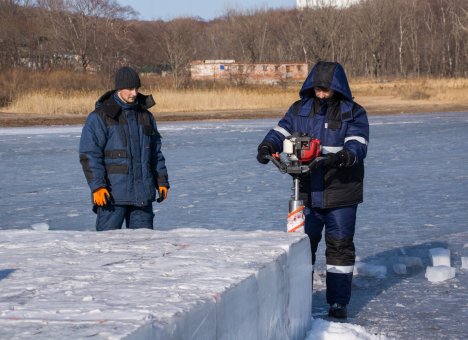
left=297, top=0, right=361, bottom=8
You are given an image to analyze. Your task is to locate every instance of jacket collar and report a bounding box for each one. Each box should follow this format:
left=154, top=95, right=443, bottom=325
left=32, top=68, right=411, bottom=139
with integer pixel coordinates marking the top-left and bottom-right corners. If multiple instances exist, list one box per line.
left=95, top=90, right=156, bottom=119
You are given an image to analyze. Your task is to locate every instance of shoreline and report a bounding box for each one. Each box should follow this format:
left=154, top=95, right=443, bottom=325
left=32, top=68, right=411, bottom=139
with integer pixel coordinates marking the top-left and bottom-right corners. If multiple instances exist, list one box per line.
left=1, top=102, right=467, bottom=127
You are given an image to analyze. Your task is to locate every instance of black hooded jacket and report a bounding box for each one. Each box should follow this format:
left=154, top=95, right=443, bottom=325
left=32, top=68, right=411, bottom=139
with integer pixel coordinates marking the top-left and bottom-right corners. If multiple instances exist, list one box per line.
left=260, top=61, right=369, bottom=209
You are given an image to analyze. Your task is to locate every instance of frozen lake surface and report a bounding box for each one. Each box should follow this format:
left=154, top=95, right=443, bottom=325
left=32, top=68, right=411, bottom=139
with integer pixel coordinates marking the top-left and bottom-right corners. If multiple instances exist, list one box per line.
left=1, top=111, right=467, bottom=339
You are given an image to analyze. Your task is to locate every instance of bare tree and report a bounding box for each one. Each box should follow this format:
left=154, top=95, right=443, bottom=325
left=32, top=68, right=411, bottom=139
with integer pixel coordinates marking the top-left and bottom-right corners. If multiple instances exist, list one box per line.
left=157, top=18, right=200, bottom=88
left=265, top=10, right=304, bottom=62
left=2, top=0, right=467, bottom=79
left=457, top=5, right=468, bottom=32
left=224, top=9, right=271, bottom=63
left=294, top=9, right=315, bottom=64
left=0, top=0, right=37, bottom=68
left=353, top=0, right=394, bottom=78
left=36, top=0, right=136, bottom=72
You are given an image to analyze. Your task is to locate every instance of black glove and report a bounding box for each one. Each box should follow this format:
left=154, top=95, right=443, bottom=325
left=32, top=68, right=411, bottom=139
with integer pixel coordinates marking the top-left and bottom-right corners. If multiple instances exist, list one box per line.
left=335, top=149, right=356, bottom=167
left=312, top=149, right=356, bottom=168
left=311, top=153, right=337, bottom=168
left=256, top=143, right=274, bottom=164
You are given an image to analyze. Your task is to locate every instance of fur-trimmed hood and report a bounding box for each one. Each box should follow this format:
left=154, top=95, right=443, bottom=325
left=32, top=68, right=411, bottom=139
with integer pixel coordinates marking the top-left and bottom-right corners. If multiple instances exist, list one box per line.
left=94, top=90, right=156, bottom=119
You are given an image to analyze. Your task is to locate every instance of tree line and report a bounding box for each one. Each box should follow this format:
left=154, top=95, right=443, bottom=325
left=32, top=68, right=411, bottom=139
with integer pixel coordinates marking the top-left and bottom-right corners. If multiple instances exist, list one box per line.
left=1, top=0, right=467, bottom=88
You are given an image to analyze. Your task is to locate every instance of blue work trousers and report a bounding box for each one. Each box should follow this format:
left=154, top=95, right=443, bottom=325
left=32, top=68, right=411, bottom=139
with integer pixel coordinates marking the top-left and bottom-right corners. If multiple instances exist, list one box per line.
left=95, top=204, right=154, bottom=231
left=305, top=205, right=357, bottom=305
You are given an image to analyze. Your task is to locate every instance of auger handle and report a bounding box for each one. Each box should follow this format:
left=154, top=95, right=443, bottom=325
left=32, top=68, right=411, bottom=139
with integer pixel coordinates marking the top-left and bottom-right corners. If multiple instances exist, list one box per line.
left=307, top=156, right=327, bottom=170
left=264, top=154, right=288, bottom=173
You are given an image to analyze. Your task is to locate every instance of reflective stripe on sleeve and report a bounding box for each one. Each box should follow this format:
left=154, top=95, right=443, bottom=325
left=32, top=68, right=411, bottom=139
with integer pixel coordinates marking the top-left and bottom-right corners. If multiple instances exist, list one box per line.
left=273, top=125, right=291, bottom=138
left=321, top=146, right=343, bottom=154
left=345, top=136, right=368, bottom=145
left=326, top=264, right=354, bottom=274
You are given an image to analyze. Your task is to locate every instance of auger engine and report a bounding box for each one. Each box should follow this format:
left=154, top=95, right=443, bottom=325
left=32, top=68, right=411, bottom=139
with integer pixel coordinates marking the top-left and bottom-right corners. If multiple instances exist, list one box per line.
left=265, top=133, right=324, bottom=232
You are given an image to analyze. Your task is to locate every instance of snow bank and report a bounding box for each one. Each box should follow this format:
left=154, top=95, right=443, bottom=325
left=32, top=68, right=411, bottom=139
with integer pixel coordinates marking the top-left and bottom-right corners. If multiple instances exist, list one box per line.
left=305, top=319, right=386, bottom=340
left=0, top=229, right=312, bottom=339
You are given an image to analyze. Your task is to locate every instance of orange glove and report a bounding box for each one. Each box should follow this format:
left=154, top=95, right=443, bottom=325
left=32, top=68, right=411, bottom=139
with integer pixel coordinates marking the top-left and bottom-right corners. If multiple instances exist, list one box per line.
left=157, top=186, right=168, bottom=203
left=93, top=188, right=110, bottom=207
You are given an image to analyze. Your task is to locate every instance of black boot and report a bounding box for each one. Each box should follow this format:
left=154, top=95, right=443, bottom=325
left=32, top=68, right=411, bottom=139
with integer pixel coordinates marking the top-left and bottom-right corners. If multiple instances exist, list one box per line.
left=328, top=303, right=347, bottom=319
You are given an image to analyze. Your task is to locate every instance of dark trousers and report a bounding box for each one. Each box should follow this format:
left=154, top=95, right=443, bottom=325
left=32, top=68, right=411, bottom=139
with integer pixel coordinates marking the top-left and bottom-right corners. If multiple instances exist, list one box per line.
left=304, top=205, right=357, bottom=305
left=95, top=204, right=154, bottom=231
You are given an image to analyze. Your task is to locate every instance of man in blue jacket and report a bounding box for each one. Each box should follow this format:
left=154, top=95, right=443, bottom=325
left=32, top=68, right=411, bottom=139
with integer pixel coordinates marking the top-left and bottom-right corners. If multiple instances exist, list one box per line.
left=257, top=61, right=369, bottom=318
left=79, top=66, right=169, bottom=231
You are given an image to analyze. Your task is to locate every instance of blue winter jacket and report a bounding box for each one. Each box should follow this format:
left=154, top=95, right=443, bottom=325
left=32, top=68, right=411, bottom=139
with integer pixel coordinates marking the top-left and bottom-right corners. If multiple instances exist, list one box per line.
left=260, top=61, right=369, bottom=209
left=79, top=90, right=169, bottom=208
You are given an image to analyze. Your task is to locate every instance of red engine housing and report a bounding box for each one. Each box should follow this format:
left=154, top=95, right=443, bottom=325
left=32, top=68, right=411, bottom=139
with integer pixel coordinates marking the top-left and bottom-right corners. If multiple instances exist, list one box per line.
left=299, top=138, right=321, bottom=163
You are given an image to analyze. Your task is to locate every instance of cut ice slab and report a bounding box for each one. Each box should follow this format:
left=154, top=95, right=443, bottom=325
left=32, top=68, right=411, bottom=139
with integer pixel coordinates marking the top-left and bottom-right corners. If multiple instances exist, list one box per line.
left=429, top=248, right=451, bottom=267
left=354, top=262, right=387, bottom=278
left=392, top=263, right=407, bottom=275
left=425, top=266, right=456, bottom=283
left=461, top=257, right=468, bottom=270
left=30, top=222, right=49, bottom=231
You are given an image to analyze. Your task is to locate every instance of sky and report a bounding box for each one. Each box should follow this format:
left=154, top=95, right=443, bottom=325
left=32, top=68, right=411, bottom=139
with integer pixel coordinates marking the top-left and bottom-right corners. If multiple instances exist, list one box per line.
left=117, top=0, right=295, bottom=21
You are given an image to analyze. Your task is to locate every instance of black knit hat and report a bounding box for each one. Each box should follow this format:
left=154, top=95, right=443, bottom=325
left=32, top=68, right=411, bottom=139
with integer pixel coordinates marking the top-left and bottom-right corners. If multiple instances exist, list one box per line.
left=115, top=66, right=141, bottom=89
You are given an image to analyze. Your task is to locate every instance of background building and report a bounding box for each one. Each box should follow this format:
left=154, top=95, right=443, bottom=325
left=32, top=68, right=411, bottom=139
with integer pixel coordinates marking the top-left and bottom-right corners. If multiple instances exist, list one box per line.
left=297, top=0, right=361, bottom=8
left=190, top=60, right=308, bottom=85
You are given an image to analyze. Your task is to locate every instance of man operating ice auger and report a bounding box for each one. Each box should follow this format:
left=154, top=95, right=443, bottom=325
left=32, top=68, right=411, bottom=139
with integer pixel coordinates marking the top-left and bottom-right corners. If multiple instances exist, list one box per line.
left=256, top=61, right=369, bottom=319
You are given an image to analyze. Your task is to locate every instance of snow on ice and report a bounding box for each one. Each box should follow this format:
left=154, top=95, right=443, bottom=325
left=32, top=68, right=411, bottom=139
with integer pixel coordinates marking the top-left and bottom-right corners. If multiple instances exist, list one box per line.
left=0, top=228, right=386, bottom=340
left=0, top=228, right=314, bottom=339
left=306, top=319, right=386, bottom=340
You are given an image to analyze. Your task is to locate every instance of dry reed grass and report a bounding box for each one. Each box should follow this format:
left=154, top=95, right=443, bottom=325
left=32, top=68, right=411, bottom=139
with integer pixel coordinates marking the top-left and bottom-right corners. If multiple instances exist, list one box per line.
left=152, top=87, right=298, bottom=113
left=350, top=77, right=468, bottom=102
left=2, top=88, right=299, bottom=115
left=2, top=75, right=467, bottom=115
left=3, top=90, right=102, bottom=116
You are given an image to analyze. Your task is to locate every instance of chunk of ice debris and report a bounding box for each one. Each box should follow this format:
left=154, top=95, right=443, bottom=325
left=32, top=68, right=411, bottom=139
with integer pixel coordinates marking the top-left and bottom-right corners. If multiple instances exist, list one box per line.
left=397, top=256, right=423, bottom=268
left=429, top=248, right=451, bottom=267
left=393, top=263, right=407, bottom=275
left=354, top=262, right=387, bottom=278
left=461, top=257, right=468, bottom=270
left=31, top=222, right=49, bottom=231
left=425, top=266, right=456, bottom=283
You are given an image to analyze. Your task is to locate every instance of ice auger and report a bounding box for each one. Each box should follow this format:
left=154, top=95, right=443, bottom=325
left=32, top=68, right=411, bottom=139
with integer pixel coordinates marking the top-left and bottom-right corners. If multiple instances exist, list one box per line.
left=264, top=133, right=324, bottom=233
